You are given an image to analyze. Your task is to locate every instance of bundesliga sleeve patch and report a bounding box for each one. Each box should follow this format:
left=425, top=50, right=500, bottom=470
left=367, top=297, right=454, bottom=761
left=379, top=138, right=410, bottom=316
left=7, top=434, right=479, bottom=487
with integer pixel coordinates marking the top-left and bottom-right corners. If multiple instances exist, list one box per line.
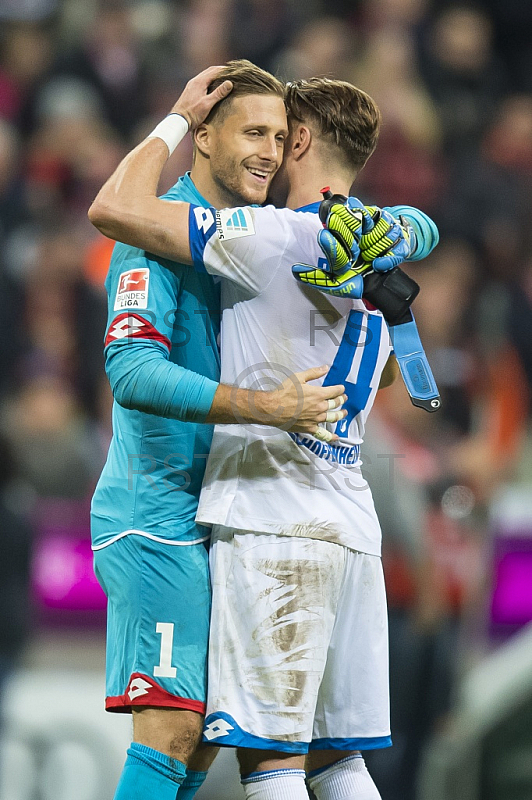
left=216, top=207, right=255, bottom=241
left=114, top=268, right=150, bottom=310
left=105, top=312, right=171, bottom=351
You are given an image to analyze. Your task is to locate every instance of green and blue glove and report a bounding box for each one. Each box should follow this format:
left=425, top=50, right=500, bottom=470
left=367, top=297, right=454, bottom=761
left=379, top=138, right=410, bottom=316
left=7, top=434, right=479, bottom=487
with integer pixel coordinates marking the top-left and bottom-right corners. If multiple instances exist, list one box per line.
left=292, top=190, right=437, bottom=298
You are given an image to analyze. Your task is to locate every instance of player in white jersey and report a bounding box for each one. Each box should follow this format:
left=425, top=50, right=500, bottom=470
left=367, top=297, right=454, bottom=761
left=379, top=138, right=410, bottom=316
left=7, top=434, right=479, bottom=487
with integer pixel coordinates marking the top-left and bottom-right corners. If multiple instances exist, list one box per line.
left=190, top=201, right=392, bottom=556
left=90, top=71, right=438, bottom=800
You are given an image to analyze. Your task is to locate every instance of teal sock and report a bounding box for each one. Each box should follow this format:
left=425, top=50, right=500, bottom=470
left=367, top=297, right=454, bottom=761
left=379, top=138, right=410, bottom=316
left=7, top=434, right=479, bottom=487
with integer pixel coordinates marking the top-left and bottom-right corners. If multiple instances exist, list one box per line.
left=113, top=742, right=187, bottom=800
left=178, top=769, right=208, bottom=799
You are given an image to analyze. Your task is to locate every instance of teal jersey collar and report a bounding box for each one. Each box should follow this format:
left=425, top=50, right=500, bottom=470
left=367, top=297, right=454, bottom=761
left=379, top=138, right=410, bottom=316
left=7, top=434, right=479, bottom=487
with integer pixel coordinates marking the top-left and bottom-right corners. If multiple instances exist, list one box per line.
left=164, top=172, right=210, bottom=207
left=179, top=172, right=209, bottom=206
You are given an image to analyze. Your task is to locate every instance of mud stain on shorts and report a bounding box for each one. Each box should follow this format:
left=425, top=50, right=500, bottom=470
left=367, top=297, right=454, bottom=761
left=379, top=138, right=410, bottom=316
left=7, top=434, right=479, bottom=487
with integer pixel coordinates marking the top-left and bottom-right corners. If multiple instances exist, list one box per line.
left=244, top=548, right=340, bottom=723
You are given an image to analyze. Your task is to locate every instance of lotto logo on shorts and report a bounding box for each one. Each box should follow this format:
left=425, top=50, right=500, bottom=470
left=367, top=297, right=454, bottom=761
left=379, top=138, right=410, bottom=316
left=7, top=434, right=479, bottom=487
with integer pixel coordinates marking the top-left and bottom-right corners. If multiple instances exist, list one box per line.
left=127, top=676, right=152, bottom=701
left=203, top=719, right=235, bottom=740
left=114, top=268, right=150, bottom=310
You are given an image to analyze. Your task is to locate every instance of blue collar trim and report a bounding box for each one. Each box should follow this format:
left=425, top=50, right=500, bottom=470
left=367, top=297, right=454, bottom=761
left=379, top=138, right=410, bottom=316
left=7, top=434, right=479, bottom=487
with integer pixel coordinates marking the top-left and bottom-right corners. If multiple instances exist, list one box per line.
left=294, top=201, right=321, bottom=214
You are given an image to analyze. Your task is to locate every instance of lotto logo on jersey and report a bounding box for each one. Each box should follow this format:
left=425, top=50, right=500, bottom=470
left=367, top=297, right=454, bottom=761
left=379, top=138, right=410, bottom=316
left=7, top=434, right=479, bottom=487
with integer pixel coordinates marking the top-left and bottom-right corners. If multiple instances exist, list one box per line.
left=105, top=312, right=171, bottom=350
left=216, top=207, right=255, bottom=241
left=114, top=268, right=150, bottom=310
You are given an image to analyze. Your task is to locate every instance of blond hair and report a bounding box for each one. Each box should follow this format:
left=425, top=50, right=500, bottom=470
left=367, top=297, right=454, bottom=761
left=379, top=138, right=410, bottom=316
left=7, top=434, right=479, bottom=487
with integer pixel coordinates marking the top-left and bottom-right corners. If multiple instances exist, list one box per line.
left=205, top=59, right=285, bottom=125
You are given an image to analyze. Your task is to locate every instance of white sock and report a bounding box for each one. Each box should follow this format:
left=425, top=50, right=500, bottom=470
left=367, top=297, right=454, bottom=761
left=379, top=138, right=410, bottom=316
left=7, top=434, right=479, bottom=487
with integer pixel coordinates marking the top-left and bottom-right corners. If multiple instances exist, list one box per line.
left=241, top=768, right=309, bottom=800
left=307, top=755, right=381, bottom=800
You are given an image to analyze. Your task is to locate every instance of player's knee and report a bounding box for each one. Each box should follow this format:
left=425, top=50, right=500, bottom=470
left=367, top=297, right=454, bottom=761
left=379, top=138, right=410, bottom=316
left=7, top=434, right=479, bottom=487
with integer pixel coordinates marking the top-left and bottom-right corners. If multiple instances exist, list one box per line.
left=306, top=748, right=360, bottom=774
left=187, top=742, right=219, bottom=772
left=307, top=753, right=381, bottom=800
left=132, top=707, right=204, bottom=762
left=237, top=748, right=303, bottom=777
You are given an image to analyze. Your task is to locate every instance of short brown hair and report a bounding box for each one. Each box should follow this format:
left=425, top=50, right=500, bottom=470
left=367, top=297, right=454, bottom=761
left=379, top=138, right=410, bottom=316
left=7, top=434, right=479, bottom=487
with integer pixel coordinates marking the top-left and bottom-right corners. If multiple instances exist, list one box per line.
left=205, top=59, right=285, bottom=125
left=284, top=78, right=381, bottom=172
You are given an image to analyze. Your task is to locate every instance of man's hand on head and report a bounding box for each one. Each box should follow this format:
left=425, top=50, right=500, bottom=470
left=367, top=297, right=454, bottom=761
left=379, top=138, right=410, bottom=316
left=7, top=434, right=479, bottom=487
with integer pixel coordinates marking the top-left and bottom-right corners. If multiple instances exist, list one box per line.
left=171, top=66, right=233, bottom=130
left=88, top=64, right=234, bottom=260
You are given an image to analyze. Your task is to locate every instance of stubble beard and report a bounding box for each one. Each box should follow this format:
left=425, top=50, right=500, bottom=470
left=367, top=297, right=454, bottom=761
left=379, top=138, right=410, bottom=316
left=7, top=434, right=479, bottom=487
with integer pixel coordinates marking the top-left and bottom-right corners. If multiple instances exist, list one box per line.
left=212, top=156, right=268, bottom=207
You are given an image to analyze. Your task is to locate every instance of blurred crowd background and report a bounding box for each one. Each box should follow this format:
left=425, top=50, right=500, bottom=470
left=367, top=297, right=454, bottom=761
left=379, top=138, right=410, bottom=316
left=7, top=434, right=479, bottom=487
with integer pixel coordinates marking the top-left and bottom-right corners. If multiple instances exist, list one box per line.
left=0, top=0, right=531, bottom=798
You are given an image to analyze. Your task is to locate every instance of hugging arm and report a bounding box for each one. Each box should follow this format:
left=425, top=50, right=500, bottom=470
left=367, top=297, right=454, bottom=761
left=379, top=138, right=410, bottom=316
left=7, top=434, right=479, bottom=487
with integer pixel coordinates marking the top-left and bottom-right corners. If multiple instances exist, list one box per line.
left=89, top=67, right=233, bottom=262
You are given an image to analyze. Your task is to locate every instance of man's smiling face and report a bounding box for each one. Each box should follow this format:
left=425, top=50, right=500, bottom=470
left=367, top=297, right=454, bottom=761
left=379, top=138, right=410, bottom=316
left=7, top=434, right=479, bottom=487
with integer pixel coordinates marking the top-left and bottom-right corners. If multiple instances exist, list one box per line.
left=206, top=94, right=288, bottom=206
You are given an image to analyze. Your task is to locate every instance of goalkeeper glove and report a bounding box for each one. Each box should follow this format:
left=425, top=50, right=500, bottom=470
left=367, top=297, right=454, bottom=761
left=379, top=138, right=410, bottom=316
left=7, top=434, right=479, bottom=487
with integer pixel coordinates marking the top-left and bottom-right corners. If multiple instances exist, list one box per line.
left=292, top=198, right=404, bottom=298
left=358, top=202, right=439, bottom=267
left=292, top=191, right=414, bottom=298
left=292, top=191, right=439, bottom=298
left=359, top=205, right=414, bottom=272
left=317, top=189, right=416, bottom=273
left=292, top=258, right=365, bottom=299
left=291, top=190, right=369, bottom=298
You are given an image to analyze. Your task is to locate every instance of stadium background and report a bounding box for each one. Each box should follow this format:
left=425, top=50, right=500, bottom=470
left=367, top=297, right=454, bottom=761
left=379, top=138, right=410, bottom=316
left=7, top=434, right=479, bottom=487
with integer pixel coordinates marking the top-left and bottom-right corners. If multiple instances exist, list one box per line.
left=0, top=0, right=531, bottom=798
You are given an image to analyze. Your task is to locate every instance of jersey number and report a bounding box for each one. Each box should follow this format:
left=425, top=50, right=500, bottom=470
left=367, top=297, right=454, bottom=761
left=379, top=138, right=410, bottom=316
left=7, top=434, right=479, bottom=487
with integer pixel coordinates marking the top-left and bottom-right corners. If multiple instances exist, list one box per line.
left=154, top=622, right=177, bottom=678
left=323, top=310, right=382, bottom=435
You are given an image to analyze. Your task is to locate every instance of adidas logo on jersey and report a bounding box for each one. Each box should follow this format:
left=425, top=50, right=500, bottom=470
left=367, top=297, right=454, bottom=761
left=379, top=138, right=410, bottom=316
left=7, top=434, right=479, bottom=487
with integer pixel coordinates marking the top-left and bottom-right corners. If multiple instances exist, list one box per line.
left=226, top=209, right=248, bottom=232
left=216, top=208, right=255, bottom=241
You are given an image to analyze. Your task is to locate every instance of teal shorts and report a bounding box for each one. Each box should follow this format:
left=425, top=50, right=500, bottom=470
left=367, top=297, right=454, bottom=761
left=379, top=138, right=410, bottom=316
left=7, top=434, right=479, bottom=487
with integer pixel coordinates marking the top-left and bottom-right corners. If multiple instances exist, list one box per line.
left=93, top=534, right=211, bottom=714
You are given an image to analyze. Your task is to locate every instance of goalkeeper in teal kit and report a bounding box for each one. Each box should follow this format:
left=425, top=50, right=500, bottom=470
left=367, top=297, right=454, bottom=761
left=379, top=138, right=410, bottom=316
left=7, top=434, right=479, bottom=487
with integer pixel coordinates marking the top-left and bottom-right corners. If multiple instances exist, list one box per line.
left=91, top=170, right=221, bottom=714
left=90, top=62, right=439, bottom=800
left=90, top=63, right=349, bottom=800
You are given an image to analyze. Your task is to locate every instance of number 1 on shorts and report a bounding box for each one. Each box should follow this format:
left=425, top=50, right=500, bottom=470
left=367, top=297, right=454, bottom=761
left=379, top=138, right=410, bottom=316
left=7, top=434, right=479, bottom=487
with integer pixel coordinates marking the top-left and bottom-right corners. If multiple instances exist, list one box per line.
left=154, top=622, right=177, bottom=678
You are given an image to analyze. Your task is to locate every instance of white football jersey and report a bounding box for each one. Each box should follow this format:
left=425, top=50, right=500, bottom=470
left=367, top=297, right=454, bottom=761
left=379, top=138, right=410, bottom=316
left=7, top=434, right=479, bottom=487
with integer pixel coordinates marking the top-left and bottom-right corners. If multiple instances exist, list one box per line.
left=188, top=202, right=392, bottom=556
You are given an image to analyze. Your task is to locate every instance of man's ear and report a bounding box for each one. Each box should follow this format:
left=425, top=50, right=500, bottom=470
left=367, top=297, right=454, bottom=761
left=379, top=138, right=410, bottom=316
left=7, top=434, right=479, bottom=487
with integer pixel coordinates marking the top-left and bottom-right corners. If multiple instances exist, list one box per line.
left=291, top=124, right=311, bottom=161
left=194, top=124, right=212, bottom=158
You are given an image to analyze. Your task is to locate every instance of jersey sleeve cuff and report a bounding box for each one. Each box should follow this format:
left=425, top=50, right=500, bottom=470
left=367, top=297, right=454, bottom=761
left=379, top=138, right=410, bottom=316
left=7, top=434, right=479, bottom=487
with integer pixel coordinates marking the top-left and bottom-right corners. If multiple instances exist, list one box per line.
left=186, top=375, right=219, bottom=423
left=384, top=205, right=439, bottom=261
left=188, top=204, right=211, bottom=273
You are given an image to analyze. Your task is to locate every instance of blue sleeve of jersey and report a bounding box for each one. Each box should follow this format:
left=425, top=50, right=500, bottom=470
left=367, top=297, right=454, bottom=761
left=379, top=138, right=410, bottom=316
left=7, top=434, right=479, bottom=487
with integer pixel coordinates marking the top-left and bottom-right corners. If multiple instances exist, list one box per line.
left=104, top=243, right=218, bottom=423
left=188, top=204, right=217, bottom=272
left=106, top=343, right=218, bottom=423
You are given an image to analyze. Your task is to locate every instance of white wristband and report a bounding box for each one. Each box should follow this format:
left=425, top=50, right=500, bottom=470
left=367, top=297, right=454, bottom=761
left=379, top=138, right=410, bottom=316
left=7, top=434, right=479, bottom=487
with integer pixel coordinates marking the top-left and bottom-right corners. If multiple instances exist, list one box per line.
left=147, top=113, right=189, bottom=156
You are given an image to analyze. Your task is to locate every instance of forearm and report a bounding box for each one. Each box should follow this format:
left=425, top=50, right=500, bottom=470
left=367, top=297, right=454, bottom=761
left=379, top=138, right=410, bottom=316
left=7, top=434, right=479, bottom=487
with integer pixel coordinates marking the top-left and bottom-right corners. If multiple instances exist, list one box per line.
left=108, top=346, right=347, bottom=440
left=206, top=383, right=274, bottom=425
left=88, top=136, right=193, bottom=262
left=207, top=369, right=348, bottom=436
left=108, top=344, right=285, bottom=426
left=385, top=205, right=439, bottom=261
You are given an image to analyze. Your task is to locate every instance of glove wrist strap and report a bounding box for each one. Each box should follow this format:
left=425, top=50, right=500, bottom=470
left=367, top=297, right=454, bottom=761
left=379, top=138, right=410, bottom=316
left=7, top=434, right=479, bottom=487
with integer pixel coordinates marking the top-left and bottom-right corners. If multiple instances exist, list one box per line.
left=363, top=268, right=440, bottom=412
left=389, top=316, right=441, bottom=412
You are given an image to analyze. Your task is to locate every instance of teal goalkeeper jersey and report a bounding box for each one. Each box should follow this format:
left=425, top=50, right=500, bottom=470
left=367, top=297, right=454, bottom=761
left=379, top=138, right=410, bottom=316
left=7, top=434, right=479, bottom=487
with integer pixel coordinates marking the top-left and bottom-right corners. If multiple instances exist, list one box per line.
left=91, top=173, right=221, bottom=548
